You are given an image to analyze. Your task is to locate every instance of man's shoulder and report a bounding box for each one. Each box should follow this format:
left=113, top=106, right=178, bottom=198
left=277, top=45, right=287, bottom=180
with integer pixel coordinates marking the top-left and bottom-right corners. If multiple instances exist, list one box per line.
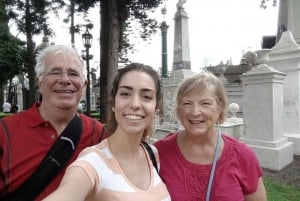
left=1, top=105, right=40, bottom=127
left=79, top=114, right=102, bottom=126
left=78, top=114, right=106, bottom=138
left=1, top=110, right=26, bottom=122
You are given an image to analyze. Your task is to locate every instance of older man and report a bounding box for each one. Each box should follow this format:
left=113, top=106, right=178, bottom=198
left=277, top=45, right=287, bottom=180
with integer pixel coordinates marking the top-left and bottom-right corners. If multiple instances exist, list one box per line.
left=0, top=45, right=107, bottom=201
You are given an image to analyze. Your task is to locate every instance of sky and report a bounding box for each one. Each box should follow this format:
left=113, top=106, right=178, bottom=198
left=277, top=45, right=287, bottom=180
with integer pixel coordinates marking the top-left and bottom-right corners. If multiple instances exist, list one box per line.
left=11, top=0, right=279, bottom=73
left=127, top=0, right=279, bottom=73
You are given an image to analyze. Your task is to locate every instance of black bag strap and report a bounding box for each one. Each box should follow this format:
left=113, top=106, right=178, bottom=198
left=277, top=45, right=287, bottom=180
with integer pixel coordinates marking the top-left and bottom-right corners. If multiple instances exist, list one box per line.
left=0, top=118, right=12, bottom=196
left=1, top=114, right=83, bottom=201
left=141, top=141, right=158, bottom=172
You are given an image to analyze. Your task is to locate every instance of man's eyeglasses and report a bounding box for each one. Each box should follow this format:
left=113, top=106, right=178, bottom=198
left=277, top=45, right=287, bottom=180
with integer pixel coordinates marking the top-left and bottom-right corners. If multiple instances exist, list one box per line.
left=43, top=69, right=83, bottom=80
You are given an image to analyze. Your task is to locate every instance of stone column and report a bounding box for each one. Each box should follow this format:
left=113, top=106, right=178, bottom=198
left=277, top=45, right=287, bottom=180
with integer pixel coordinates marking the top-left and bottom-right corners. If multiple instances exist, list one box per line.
left=172, top=2, right=191, bottom=71
left=160, top=21, right=169, bottom=78
left=268, top=31, right=300, bottom=155
left=240, top=64, right=293, bottom=171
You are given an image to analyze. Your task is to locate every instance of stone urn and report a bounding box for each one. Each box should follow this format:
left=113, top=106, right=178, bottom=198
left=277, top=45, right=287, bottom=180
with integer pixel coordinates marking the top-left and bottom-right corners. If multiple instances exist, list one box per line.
left=254, top=49, right=272, bottom=65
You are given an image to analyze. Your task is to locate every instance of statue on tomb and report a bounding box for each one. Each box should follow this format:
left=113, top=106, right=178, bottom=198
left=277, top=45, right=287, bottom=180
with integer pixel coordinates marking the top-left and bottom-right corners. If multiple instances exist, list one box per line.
left=176, top=0, right=187, bottom=9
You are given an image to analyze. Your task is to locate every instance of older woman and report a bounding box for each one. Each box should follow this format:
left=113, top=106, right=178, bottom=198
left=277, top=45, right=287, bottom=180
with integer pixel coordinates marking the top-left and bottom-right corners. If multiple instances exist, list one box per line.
left=155, top=71, right=267, bottom=201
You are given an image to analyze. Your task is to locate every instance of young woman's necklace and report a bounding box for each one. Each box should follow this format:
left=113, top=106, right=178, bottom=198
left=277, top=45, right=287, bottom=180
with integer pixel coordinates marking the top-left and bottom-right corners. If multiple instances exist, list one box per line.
left=205, top=130, right=221, bottom=201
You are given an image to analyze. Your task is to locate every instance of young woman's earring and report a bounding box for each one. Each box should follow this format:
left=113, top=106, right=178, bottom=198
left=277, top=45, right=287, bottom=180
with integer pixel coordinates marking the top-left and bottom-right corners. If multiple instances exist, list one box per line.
left=112, top=107, right=115, bottom=112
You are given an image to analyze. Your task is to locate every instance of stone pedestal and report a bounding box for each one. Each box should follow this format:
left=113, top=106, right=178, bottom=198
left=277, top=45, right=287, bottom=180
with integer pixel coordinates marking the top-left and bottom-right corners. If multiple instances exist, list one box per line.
left=268, top=31, right=300, bottom=155
left=225, top=83, right=243, bottom=117
left=155, top=70, right=194, bottom=139
left=240, top=64, right=293, bottom=171
left=161, top=69, right=194, bottom=125
left=219, top=103, right=243, bottom=139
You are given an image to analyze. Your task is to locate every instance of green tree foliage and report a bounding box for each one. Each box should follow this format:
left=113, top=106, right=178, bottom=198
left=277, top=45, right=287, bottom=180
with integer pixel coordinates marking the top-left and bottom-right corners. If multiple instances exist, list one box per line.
left=67, top=0, right=162, bottom=122
left=260, top=0, right=277, bottom=9
left=0, top=0, right=26, bottom=83
left=4, top=0, right=162, bottom=117
left=5, top=0, right=65, bottom=108
left=62, top=0, right=95, bottom=47
left=6, top=0, right=65, bottom=36
left=0, top=40, right=26, bottom=84
left=0, top=0, right=26, bottom=106
left=0, top=0, right=9, bottom=36
left=0, top=38, right=26, bottom=104
left=98, top=0, right=163, bottom=123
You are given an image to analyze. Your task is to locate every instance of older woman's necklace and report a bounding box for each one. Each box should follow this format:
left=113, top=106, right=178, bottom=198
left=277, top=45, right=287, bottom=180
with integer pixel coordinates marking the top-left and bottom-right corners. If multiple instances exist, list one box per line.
left=205, top=130, right=221, bottom=201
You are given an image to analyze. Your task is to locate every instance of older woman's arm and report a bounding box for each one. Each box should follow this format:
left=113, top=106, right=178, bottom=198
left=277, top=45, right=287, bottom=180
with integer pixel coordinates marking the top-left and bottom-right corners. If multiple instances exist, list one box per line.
left=245, top=177, right=267, bottom=201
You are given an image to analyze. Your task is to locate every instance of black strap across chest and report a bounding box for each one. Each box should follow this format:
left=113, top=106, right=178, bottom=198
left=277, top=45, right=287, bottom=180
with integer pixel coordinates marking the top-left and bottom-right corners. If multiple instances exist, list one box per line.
left=0, top=114, right=83, bottom=201
left=141, top=141, right=158, bottom=172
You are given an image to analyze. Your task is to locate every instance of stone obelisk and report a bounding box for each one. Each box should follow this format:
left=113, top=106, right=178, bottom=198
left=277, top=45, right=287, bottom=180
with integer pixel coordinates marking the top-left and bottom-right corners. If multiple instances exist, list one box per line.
left=172, top=0, right=191, bottom=71
left=156, top=0, right=194, bottom=131
left=277, top=0, right=300, bottom=43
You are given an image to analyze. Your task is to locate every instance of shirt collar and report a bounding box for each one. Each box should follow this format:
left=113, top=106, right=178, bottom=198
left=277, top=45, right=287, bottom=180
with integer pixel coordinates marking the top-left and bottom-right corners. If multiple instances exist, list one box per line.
left=27, top=103, right=49, bottom=128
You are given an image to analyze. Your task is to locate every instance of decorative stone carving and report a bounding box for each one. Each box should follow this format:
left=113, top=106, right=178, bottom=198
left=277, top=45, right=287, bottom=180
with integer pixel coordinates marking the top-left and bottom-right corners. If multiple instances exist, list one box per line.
left=271, top=31, right=300, bottom=54
left=164, top=92, right=176, bottom=124
left=228, top=103, right=239, bottom=119
left=246, top=64, right=280, bottom=74
left=254, top=49, right=272, bottom=64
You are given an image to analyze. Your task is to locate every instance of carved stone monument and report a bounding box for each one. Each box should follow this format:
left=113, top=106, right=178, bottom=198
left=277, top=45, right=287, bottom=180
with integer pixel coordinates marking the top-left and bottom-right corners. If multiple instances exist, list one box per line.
left=240, top=64, right=293, bottom=171
left=172, top=0, right=191, bottom=70
left=164, top=0, right=194, bottom=123
left=268, top=31, right=300, bottom=155
left=155, top=0, right=194, bottom=139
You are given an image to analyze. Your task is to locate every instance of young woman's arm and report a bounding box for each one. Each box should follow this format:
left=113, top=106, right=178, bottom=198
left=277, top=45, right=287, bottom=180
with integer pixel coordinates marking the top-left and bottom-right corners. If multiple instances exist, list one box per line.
left=42, top=166, right=93, bottom=201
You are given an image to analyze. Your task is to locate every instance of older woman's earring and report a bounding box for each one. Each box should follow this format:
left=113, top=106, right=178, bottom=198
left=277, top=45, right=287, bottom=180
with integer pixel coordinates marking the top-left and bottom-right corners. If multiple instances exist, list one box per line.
left=112, top=107, right=115, bottom=112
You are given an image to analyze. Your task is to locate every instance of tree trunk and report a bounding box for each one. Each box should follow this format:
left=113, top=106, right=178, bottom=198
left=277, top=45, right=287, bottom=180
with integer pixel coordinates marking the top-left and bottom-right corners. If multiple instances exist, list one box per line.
left=25, top=0, right=36, bottom=109
left=99, top=0, right=120, bottom=123
left=70, top=0, right=75, bottom=47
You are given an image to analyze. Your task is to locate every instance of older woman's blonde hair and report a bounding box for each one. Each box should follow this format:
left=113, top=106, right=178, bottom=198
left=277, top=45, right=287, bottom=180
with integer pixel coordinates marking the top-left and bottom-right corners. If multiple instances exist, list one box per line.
left=175, top=71, right=227, bottom=124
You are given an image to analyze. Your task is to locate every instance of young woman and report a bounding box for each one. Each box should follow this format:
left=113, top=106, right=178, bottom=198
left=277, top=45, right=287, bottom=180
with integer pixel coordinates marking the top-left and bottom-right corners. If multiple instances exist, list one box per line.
left=155, top=71, right=267, bottom=201
left=43, top=63, right=170, bottom=201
